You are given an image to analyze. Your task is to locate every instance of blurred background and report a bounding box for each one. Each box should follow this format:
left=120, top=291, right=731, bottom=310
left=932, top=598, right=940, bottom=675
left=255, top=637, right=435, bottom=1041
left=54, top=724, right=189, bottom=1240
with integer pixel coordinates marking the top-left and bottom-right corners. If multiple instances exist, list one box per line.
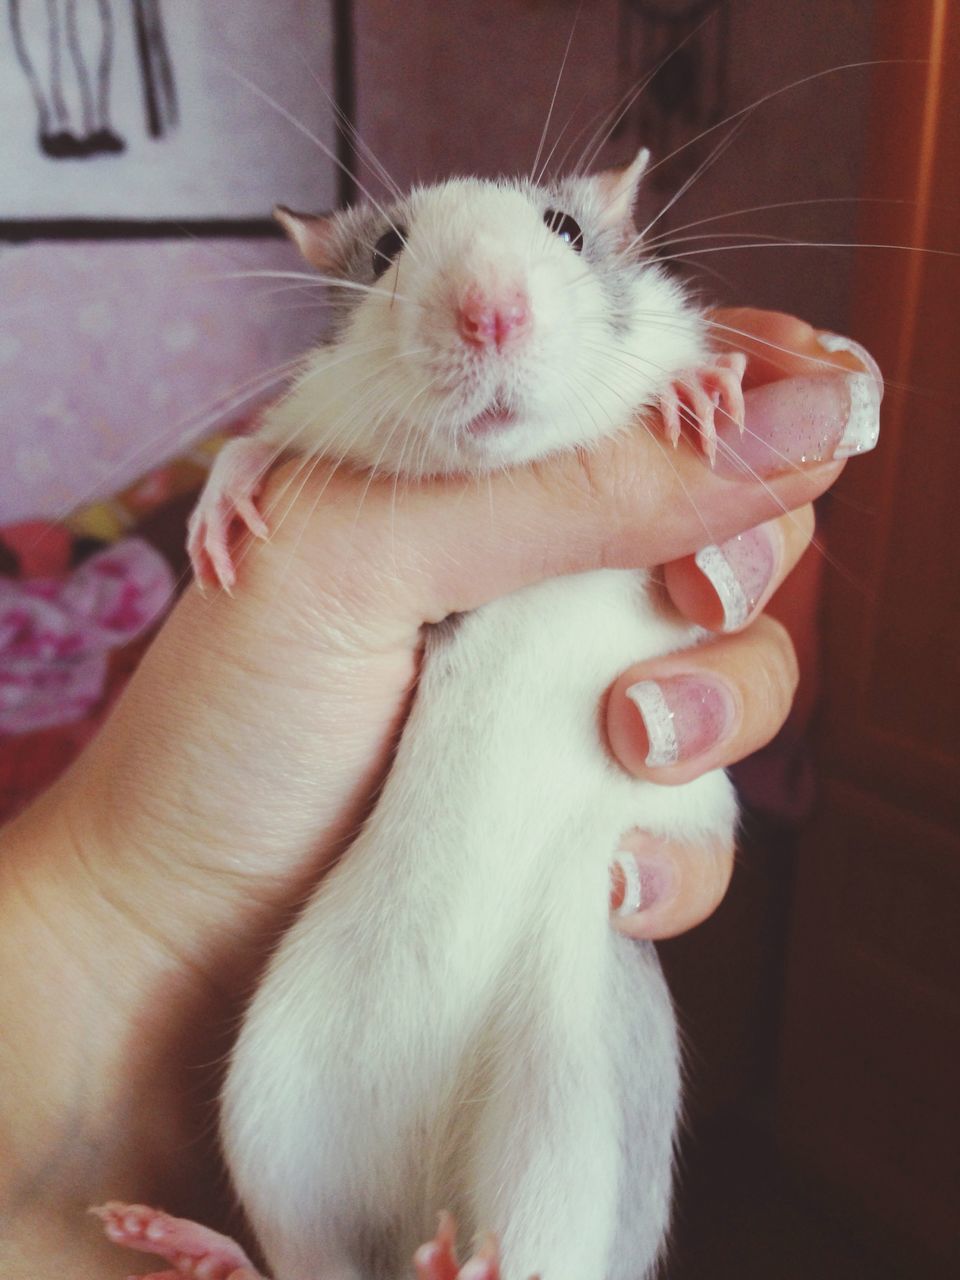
left=1, top=2, right=957, bottom=1277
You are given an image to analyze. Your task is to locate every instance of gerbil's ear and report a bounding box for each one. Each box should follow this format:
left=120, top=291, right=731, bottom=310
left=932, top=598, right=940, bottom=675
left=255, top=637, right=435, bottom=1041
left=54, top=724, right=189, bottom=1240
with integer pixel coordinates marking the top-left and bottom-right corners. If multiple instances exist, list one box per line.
left=274, top=205, right=337, bottom=271
left=592, top=147, right=651, bottom=229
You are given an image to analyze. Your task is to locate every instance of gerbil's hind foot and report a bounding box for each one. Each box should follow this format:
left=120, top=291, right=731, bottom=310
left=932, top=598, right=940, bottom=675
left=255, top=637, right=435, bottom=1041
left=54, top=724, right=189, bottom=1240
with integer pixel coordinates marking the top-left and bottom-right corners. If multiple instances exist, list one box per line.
left=660, top=351, right=747, bottom=466
left=90, top=1201, right=265, bottom=1279
left=187, top=437, right=274, bottom=593
left=414, top=1214, right=536, bottom=1280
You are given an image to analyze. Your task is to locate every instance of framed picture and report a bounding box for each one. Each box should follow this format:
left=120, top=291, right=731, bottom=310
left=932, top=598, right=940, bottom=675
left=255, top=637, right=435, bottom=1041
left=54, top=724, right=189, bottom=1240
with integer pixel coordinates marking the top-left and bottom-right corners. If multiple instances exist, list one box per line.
left=1, top=0, right=345, bottom=523
left=2, top=0, right=338, bottom=221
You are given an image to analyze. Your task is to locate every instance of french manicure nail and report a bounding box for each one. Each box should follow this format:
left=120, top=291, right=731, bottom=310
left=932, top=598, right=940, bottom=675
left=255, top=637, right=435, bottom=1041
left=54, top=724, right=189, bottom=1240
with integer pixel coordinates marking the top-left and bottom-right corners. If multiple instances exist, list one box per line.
left=833, top=369, right=883, bottom=458
left=716, top=372, right=881, bottom=477
left=611, top=852, right=680, bottom=916
left=817, top=330, right=884, bottom=392
left=626, top=675, right=737, bottom=767
left=818, top=332, right=883, bottom=458
left=694, top=522, right=779, bottom=631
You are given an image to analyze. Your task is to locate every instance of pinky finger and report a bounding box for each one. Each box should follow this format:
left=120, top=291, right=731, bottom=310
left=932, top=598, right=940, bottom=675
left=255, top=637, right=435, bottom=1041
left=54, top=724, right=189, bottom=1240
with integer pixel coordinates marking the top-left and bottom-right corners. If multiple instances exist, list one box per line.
left=610, top=828, right=735, bottom=941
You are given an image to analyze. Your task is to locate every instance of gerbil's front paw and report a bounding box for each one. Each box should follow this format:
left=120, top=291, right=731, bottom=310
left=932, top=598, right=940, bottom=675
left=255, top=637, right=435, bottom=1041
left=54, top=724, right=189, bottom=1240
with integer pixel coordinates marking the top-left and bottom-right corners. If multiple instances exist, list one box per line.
left=90, top=1201, right=265, bottom=1279
left=414, top=1213, right=535, bottom=1280
left=659, top=351, right=747, bottom=467
left=187, top=437, right=273, bottom=593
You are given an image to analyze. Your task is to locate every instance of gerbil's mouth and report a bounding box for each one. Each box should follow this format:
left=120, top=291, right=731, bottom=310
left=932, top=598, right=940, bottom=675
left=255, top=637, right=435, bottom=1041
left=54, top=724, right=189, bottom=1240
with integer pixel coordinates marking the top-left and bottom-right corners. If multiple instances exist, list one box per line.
left=464, top=398, right=518, bottom=438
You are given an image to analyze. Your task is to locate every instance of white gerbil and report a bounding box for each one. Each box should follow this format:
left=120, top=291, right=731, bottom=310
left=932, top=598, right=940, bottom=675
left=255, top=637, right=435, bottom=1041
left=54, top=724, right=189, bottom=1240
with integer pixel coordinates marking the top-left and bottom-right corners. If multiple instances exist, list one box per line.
left=95, top=150, right=745, bottom=1280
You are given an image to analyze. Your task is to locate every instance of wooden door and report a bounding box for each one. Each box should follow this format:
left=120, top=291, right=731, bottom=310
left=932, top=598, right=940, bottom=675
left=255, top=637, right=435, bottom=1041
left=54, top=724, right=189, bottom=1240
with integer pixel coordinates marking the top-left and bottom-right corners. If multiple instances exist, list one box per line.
left=776, top=1, right=960, bottom=1266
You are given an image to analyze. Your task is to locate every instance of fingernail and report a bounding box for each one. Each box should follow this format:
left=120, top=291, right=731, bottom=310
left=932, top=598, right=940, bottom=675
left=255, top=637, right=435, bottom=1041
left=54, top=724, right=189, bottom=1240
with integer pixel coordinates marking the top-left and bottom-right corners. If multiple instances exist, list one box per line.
left=716, top=372, right=881, bottom=477
left=625, top=675, right=737, bottom=767
left=816, top=332, right=884, bottom=460
left=611, top=851, right=680, bottom=916
left=817, top=330, right=884, bottom=393
left=832, top=374, right=883, bottom=460
left=694, top=522, right=779, bottom=631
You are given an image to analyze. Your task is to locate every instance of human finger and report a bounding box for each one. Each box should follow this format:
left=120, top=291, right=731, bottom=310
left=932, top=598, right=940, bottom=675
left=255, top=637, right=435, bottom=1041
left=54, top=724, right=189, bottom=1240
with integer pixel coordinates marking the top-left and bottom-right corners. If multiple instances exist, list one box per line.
left=605, top=615, right=799, bottom=787
left=609, top=828, right=734, bottom=940
left=663, top=504, right=816, bottom=633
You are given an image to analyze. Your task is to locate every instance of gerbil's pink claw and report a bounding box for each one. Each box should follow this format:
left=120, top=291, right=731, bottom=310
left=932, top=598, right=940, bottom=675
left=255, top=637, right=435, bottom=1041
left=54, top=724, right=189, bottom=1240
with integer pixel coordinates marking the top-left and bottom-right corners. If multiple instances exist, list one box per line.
left=90, top=1201, right=265, bottom=1280
left=187, top=437, right=274, bottom=593
left=414, top=1215, right=537, bottom=1280
left=457, top=1233, right=502, bottom=1280
left=659, top=351, right=747, bottom=468
left=414, top=1212, right=463, bottom=1280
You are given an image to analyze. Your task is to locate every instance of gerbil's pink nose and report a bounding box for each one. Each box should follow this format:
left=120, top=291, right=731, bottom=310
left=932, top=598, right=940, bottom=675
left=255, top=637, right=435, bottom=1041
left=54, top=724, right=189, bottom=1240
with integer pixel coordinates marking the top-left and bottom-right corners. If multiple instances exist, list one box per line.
left=457, top=287, right=531, bottom=350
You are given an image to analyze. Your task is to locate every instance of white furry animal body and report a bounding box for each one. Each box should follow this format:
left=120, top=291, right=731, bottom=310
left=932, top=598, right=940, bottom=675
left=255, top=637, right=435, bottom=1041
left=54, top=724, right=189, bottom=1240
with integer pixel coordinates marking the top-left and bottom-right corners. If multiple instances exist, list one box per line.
left=203, top=158, right=741, bottom=1279
left=224, top=574, right=735, bottom=1280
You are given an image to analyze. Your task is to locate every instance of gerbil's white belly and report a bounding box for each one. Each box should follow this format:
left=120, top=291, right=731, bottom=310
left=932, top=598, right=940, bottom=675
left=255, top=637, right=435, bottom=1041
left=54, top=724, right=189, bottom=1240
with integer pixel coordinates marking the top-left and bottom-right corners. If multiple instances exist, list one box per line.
left=221, top=570, right=736, bottom=1280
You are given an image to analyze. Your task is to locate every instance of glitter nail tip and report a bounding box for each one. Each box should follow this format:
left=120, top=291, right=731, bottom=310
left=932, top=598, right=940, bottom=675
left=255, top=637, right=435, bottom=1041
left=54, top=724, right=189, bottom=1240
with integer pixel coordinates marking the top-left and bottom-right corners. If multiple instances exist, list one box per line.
left=817, top=331, right=884, bottom=393
left=626, top=679, right=679, bottom=768
left=613, top=852, right=644, bottom=917
left=835, top=371, right=882, bottom=458
left=694, top=543, right=751, bottom=631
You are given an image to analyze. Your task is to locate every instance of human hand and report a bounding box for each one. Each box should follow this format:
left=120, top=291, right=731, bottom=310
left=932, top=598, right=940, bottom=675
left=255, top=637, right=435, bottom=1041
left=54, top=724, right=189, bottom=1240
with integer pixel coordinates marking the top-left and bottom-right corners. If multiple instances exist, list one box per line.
left=0, top=308, right=878, bottom=1276
left=610, top=310, right=881, bottom=939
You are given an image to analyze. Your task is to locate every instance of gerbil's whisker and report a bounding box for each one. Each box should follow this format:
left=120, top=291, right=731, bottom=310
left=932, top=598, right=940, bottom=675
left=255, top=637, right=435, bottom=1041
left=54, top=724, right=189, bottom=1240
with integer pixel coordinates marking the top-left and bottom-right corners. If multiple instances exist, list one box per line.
left=349, top=377, right=442, bottom=532
left=554, top=364, right=606, bottom=441
left=280, top=367, right=428, bottom=580
left=230, top=342, right=400, bottom=558
left=572, top=12, right=714, bottom=178
left=699, top=416, right=853, bottom=581
left=700, top=316, right=941, bottom=402
left=530, top=1, right=581, bottom=184
left=633, top=372, right=819, bottom=555
left=643, top=60, right=921, bottom=187
left=255, top=345, right=424, bottom=531
left=205, top=269, right=420, bottom=307
left=662, top=238, right=960, bottom=262
left=293, top=47, right=406, bottom=202
left=580, top=339, right=848, bottom=567
left=578, top=357, right=723, bottom=547
left=219, top=63, right=421, bottom=267
left=40, top=355, right=303, bottom=533
left=243, top=356, right=425, bottom=599
left=643, top=229, right=847, bottom=256
left=640, top=195, right=926, bottom=249
left=635, top=113, right=754, bottom=247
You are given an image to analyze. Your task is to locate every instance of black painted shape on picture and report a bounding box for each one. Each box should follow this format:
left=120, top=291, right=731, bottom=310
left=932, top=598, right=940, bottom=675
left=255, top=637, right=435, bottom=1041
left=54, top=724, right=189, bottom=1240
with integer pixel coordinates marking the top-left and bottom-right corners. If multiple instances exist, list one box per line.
left=8, top=0, right=134, bottom=160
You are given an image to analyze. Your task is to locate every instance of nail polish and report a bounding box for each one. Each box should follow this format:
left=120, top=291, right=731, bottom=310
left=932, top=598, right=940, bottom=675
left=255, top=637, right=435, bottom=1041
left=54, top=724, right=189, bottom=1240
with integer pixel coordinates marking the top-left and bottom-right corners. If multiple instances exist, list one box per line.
left=817, top=330, right=884, bottom=391
left=626, top=675, right=736, bottom=767
left=694, top=523, right=779, bottom=631
left=716, top=372, right=881, bottom=477
left=816, top=332, right=883, bottom=458
left=834, top=370, right=882, bottom=458
left=611, top=852, right=679, bottom=916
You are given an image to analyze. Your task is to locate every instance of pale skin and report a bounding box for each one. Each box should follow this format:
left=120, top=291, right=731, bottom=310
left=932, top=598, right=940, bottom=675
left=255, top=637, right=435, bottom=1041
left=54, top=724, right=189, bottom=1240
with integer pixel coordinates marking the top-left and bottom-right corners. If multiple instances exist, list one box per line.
left=0, top=310, right=871, bottom=1279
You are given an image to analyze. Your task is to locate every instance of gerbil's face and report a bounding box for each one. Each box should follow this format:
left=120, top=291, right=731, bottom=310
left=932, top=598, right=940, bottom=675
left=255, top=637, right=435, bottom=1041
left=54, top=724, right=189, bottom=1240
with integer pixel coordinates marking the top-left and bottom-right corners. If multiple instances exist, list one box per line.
left=278, top=155, right=701, bottom=476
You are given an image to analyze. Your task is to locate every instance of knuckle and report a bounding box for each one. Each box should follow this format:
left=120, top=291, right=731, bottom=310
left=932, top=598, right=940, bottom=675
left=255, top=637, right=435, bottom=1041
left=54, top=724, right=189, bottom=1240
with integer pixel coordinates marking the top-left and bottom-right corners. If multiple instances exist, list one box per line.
left=580, top=430, right=662, bottom=514
left=753, top=616, right=800, bottom=713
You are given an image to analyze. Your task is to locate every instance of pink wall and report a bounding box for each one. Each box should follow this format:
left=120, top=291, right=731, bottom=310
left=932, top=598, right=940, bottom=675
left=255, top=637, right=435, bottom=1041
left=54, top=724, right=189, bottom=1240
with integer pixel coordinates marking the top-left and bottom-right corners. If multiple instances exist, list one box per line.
left=0, top=238, right=309, bottom=523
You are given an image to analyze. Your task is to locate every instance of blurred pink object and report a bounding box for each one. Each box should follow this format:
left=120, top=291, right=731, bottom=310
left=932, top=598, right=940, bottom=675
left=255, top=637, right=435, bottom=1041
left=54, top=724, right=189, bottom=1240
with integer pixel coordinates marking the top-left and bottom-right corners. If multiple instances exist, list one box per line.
left=0, top=539, right=174, bottom=735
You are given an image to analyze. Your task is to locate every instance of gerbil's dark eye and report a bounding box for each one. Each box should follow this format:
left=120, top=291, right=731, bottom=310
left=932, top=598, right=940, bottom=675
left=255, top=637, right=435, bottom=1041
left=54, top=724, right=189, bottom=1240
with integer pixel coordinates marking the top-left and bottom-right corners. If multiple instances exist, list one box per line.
left=372, top=227, right=406, bottom=278
left=544, top=209, right=583, bottom=252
